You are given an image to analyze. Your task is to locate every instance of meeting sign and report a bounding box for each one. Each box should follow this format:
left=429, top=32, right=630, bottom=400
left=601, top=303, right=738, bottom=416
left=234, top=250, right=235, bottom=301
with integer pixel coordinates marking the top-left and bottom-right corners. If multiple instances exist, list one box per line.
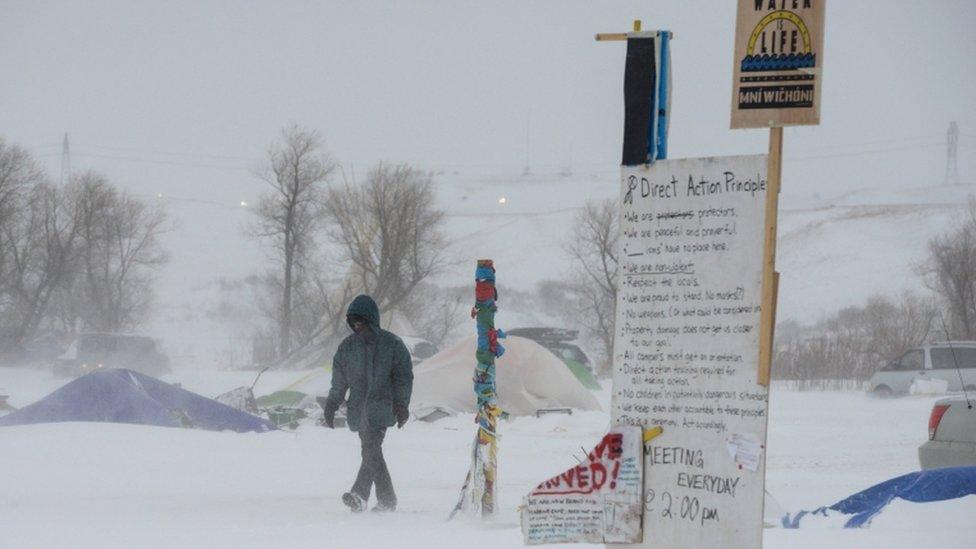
left=612, top=155, right=770, bottom=549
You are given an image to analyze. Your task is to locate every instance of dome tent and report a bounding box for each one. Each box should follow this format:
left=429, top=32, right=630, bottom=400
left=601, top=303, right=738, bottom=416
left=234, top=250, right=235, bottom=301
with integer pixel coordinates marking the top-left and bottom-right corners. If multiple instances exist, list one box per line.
left=0, top=369, right=276, bottom=433
left=410, top=336, right=601, bottom=417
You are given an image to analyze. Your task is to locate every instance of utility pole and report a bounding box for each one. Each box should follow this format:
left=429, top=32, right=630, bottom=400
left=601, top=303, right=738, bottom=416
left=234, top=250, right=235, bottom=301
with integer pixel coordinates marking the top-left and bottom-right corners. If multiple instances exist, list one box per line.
left=60, top=133, right=71, bottom=186
left=946, top=121, right=960, bottom=186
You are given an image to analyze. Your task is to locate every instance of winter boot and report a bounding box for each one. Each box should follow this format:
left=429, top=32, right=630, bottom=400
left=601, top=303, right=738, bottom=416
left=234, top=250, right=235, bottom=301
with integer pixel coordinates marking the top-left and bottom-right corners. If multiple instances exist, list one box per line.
left=342, top=492, right=366, bottom=513
left=371, top=501, right=396, bottom=513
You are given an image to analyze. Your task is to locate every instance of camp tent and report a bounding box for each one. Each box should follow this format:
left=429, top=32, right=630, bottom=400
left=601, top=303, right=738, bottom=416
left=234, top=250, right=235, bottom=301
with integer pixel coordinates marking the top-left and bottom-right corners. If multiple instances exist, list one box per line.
left=410, top=336, right=602, bottom=417
left=254, top=366, right=333, bottom=409
left=0, top=369, right=276, bottom=433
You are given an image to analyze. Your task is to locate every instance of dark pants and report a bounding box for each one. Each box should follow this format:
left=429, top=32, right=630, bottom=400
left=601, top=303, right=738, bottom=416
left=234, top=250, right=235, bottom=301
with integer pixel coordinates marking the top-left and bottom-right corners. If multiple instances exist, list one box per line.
left=351, top=428, right=396, bottom=507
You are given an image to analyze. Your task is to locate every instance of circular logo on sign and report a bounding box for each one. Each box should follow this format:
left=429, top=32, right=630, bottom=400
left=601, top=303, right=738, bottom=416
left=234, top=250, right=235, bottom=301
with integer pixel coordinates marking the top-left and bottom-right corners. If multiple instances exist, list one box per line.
left=741, top=10, right=815, bottom=72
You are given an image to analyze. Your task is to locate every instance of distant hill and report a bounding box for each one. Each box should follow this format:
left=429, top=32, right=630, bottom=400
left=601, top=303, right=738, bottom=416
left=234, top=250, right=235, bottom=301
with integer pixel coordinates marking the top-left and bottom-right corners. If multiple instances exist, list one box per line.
left=145, top=171, right=973, bottom=366
left=777, top=185, right=972, bottom=323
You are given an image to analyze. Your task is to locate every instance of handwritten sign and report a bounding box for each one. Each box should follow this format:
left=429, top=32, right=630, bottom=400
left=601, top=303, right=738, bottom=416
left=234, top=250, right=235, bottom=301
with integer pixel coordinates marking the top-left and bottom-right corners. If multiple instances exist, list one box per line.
left=521, top=426, right=643, bottom=545
left=730, top=0, right=826, bottom=128
left=612, top=156, right=769, bottom=548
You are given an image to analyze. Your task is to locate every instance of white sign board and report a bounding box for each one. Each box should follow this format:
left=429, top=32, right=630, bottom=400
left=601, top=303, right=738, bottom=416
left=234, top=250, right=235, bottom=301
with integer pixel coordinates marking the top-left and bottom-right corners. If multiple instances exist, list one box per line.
left=612, top=156, right=769, bottom=548
left=521, top=426, right=643, bottom=545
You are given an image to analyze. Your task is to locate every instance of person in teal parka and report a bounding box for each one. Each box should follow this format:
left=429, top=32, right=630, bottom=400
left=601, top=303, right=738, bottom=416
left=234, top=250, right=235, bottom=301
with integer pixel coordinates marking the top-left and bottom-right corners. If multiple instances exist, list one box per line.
left=321, top=294, right=413, bottom=513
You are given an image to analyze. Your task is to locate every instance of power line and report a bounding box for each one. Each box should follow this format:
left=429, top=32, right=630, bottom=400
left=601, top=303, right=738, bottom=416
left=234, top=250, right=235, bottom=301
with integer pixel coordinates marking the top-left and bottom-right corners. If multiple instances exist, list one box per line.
left=75, top=143, right=257, bottom=162
left=133, top=193, right=251, bottom=211
left=19, top=132, right=964, bottom=179
left=69, top=152, right=252, bottom=172
left=788, top=133, right=943, bottom=153
left=786, top=141, right=943, bottom=163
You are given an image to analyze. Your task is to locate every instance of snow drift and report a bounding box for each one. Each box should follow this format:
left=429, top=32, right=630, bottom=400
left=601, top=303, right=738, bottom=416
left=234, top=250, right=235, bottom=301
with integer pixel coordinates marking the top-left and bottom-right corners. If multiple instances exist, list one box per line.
left=0, top=369, right=276, bottom=433
left=410, top=336, right=601, bottom=416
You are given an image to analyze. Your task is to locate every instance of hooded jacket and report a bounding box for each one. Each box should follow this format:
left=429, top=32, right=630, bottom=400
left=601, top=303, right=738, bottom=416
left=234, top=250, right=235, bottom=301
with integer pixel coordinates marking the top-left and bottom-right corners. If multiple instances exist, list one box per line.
left=325, top=295, right=413, bottom=431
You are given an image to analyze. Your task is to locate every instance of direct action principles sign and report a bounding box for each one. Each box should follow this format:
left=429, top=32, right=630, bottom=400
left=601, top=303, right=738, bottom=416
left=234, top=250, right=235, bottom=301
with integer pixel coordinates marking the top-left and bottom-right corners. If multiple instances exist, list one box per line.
left=612, top=156, right=769, bottom=548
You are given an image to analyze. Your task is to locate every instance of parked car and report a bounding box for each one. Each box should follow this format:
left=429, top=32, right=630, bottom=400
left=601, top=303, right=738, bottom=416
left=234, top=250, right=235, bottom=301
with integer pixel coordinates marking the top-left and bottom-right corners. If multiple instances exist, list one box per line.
left=400, top=336, right=439, bottom=365
left=5, top=331, right=70, bottom=366
left=53, top=333, right=171, bottom=378
left=505, top=327, right=601, bottom=389
left=867, top=341, right=976, bottom=396
left=919, top=396, right=976, bottom=469
left=505, top=328, right=592, bottom=367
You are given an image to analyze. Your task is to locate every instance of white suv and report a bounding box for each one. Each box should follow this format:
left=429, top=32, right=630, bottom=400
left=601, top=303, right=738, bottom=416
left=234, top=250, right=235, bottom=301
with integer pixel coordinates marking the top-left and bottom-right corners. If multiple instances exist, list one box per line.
left=867, top=341, right=976, bottom=396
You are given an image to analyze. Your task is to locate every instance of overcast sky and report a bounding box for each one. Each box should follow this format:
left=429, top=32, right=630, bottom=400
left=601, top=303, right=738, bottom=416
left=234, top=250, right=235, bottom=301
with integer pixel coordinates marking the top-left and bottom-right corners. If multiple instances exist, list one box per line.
left=2, top=1, right=974, bottom=206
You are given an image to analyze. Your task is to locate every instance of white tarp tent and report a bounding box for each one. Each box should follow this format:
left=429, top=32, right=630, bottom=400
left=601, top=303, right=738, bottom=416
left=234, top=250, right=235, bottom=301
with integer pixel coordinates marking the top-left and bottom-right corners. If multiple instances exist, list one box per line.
left=410, top=336, right=601, bottom=417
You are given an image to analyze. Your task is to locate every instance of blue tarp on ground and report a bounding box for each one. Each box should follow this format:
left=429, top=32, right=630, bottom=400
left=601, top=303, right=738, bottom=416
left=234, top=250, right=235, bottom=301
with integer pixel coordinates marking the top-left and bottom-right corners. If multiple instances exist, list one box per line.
left=783, top=466, right=976, bottom=528
left=0, top=368, right=276, bottom=433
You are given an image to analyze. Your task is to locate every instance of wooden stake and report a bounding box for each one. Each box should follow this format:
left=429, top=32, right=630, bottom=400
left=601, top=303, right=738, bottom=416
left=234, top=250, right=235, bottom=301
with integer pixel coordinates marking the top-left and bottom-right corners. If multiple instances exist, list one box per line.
left=595, top=19, right=642, bottom=41
left=595, top=32, right=630, bottom=42
left=757, top=127, right=783, bottom=386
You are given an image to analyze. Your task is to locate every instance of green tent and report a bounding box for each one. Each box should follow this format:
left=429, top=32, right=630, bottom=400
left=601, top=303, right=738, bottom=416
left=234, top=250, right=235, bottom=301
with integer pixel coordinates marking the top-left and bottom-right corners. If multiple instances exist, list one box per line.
left=255, top=390, right=307, bottom=408
left=563, top=358, right=602, bottom=390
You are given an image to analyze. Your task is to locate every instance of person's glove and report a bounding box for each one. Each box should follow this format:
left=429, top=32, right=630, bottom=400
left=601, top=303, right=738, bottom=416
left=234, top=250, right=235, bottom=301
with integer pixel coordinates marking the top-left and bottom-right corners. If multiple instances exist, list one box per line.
left=394, top=404, right=409, bottom=429
left=318, top=397, right=338, bottom=429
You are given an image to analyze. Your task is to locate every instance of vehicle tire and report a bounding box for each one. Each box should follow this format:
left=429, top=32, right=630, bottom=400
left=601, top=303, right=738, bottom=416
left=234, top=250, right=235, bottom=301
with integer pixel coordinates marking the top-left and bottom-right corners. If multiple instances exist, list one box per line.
left=871, top=385, right=894, bottom=398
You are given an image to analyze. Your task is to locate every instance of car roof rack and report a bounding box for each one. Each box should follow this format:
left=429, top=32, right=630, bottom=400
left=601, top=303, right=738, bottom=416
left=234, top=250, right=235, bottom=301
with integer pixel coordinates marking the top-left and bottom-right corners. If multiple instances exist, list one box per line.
left=505, top=327, right=579, bottom=342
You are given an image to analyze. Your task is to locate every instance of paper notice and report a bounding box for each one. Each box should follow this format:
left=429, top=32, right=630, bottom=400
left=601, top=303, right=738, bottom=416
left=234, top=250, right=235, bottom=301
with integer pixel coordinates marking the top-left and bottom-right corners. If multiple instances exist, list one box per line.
left=726, top=432, right=762, bottom=472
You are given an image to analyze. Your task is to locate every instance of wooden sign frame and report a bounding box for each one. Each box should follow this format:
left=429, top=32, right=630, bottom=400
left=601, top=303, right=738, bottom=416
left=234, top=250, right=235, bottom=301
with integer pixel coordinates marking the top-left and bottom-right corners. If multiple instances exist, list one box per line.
left=730, top=0, right=826, bottom=129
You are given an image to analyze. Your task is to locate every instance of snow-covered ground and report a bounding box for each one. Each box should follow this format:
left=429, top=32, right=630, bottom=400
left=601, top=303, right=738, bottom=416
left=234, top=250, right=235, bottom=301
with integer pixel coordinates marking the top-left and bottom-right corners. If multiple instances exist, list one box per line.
left=1, top=367, right=973, bottom=548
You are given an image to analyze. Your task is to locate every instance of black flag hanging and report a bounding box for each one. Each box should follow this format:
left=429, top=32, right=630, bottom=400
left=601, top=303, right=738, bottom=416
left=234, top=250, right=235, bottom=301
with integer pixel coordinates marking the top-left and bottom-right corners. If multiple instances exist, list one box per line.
left=622, top=31, right=671, bottom=166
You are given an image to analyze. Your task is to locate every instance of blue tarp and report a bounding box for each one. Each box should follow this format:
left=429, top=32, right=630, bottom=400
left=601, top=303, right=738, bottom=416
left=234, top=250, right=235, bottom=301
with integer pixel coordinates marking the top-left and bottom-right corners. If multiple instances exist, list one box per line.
left=783, top=466, right=976, bottom=528
left=0, top=368, right=276, bottom=433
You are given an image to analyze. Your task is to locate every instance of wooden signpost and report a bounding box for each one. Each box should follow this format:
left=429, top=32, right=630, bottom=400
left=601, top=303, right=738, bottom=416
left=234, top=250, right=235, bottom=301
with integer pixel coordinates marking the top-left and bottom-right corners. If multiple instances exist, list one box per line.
left=593, top=4, right=826, bottom=547
left=601, top=19, right=773, bottom=549
left=730, top=0, right=826, bottom=386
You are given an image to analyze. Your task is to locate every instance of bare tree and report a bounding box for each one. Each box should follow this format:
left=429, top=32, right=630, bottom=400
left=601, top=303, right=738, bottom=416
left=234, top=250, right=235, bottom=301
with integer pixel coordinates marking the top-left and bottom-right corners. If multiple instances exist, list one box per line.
left=920, top=198, right=976, bottom=338
left=323, top=163, right=447, bottom=319
left=249, top=262, right=356, bottom=358
left=773, top=292, right=937, bottom=389
left=0, top=140, right=169, bottom=356
left=0, top=139, right=42, bottom=228
left=564, top=199, right=619, bottom=375
left=860, top=292, right=937, bottom=362
left=400, top=282, right=466, bottom=346
left=0, top=140, right=46, bottom=329
left=250, top=125, right=336, bottom=357
left=1, top=182, right=81, bottom=349
left=67, top=171, right=169, bottom=332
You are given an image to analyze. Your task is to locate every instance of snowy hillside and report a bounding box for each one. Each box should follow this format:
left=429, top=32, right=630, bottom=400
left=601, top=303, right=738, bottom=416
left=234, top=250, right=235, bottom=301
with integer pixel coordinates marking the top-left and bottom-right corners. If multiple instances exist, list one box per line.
left=144, top=168, right=974, bottom=367
left=777, top=184, right=973, bottom=324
